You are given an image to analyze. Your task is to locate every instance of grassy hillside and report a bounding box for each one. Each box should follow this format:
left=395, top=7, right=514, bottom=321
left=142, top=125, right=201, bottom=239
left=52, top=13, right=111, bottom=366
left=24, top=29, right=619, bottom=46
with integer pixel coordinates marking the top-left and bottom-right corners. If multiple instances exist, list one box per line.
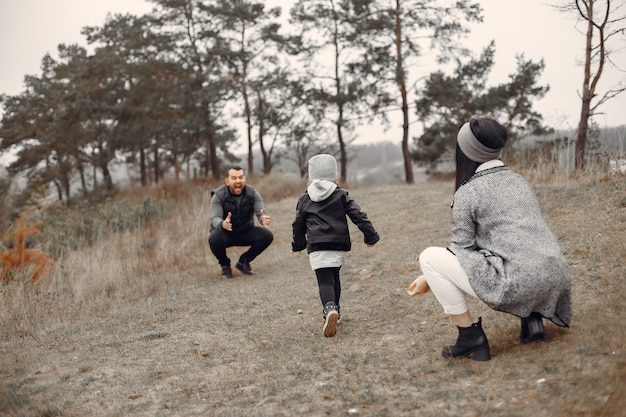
left=1, top=173, right=625, bottom=416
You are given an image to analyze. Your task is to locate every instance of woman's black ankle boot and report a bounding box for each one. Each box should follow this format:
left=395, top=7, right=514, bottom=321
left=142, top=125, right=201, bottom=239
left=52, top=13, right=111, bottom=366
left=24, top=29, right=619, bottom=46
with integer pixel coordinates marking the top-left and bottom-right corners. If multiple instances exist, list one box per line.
left=442, top=317, right=491, bottom=361
left=520, top=312, right=544, bottom=344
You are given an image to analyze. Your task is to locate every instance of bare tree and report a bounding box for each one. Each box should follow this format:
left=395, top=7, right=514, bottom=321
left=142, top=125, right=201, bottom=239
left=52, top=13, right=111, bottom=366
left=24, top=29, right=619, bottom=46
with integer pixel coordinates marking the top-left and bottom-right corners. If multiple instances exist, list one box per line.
left=562, top=0, right=626, bottom=170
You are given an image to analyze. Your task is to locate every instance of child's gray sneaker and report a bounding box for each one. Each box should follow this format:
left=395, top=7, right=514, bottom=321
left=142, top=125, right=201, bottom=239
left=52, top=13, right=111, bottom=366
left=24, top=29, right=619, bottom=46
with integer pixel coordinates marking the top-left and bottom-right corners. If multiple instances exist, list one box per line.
left=322, top=302, right=339, bottom=337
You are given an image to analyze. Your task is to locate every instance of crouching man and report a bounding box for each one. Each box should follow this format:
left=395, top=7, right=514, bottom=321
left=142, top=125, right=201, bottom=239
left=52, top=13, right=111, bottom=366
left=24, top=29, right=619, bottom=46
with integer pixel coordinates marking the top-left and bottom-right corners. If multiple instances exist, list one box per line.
left=208, top=166, right=273, bottom=278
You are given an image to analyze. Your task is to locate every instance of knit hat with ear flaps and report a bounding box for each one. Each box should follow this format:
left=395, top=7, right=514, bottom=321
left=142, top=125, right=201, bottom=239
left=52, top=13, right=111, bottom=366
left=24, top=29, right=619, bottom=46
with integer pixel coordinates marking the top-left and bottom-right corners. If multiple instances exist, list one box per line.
left=308, top=154, right=337, bottom=182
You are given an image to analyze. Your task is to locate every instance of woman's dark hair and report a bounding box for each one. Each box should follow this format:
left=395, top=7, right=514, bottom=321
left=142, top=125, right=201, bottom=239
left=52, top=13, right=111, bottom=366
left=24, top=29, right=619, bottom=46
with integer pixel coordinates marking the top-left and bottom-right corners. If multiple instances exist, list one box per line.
left=455, top=143, right=480, bottom=191
left=455, top=118, right=508, bottom=191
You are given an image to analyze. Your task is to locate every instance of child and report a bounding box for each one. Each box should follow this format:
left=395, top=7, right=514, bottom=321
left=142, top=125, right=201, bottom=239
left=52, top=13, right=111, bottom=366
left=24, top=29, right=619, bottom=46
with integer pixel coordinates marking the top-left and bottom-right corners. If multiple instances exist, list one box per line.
left=291, top=154, right=380, bottom=337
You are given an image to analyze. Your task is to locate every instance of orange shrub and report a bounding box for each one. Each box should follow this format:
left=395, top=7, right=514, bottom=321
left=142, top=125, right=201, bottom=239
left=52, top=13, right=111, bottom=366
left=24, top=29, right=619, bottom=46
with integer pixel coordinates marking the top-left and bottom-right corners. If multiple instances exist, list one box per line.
left=0, top=211, right=53, bottom=282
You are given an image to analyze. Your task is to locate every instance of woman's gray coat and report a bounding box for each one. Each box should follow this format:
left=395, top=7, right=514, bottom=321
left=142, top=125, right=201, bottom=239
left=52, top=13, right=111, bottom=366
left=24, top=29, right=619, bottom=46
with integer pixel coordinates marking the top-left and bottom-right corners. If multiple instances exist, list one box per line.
left=448, top=166, right=571, bottom=327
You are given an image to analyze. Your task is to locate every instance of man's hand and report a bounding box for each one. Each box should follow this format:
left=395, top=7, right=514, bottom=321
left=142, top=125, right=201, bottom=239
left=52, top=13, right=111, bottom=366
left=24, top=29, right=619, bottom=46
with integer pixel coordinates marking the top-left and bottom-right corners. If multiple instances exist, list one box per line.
left=223, top=212, right=233, bottom=231
left=407, top=275, right=430, bottom=296
left=260, top=209, right=271, bottom=227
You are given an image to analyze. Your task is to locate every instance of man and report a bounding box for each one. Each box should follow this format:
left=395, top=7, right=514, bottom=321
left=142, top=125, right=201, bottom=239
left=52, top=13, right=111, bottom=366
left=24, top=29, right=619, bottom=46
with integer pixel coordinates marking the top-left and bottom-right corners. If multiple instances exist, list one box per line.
left=208, top=166, right=273, bottom=278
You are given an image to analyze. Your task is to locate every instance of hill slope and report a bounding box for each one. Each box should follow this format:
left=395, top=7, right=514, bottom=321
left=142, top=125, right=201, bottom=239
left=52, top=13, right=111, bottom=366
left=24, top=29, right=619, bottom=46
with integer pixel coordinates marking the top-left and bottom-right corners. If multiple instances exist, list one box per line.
left=1, top=177, right=625, bottom=416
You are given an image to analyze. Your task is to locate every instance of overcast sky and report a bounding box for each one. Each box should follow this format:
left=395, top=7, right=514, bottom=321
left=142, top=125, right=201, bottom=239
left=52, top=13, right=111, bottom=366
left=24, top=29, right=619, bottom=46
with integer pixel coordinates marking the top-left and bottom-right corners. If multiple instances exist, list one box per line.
left=1, top=0, right=625, bottom=147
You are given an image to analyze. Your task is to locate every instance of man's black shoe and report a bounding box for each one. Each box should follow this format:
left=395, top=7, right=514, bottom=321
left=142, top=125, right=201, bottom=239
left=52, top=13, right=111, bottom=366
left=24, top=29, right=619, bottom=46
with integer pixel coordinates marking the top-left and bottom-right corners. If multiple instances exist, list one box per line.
left=221, top=265, right=233, bottom=279
left=236, top=259, right=255, bottom=275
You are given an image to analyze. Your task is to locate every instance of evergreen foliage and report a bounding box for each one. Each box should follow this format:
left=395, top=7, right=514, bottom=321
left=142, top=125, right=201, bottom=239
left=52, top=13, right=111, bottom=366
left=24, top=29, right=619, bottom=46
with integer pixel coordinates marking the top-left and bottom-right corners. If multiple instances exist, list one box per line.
left=413, top=42, right=550, bottom=166
left=0, top=0, right=581, bottom=210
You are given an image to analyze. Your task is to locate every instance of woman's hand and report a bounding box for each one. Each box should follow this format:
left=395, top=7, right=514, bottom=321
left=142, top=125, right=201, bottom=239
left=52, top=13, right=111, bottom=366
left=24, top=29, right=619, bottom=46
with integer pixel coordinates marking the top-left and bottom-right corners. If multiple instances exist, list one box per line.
left=406, top=275, right=430, bottom=296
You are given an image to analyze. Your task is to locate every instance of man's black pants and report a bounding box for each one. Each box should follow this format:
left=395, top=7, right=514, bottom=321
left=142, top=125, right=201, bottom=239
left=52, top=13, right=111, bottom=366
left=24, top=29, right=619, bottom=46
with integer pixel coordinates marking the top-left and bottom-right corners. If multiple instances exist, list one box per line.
left=208, top=227, right=274, bottom=266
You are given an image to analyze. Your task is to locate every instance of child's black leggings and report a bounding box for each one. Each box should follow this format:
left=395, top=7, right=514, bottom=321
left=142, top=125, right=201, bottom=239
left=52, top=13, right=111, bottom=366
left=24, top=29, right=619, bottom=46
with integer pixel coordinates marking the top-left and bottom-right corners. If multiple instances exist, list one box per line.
left=315, top=267, right=341, bottom=307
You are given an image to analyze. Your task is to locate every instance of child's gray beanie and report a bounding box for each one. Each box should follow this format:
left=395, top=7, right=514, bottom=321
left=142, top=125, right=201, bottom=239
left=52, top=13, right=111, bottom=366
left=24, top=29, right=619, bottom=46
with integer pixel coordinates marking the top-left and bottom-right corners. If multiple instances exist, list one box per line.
left=308, top=154, right=337, bottom=182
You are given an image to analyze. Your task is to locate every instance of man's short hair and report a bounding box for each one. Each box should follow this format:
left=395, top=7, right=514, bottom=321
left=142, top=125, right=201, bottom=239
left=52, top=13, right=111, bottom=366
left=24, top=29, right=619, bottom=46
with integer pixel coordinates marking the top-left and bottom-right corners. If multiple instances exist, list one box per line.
left=226, top=166, right=245, bottom=177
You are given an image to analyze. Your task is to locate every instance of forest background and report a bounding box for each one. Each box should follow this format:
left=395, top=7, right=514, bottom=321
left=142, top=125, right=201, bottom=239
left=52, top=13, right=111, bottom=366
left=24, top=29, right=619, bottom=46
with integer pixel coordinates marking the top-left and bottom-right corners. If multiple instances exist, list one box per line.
left=1, top=0, right=625, bottom=219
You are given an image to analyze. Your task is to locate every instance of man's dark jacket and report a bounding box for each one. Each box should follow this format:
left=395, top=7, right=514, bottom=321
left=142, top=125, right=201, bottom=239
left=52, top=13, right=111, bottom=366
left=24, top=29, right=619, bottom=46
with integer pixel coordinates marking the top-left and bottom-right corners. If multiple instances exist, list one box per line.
left=211, top=184, right=257, bottom=234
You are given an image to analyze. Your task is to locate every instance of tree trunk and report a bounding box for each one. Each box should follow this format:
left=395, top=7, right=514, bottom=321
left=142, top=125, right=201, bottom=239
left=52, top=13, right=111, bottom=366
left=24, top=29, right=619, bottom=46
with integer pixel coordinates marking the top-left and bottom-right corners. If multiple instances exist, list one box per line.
left=574, top=100, right=591, bottom=170
left=337, top=112, right=347, bottom=183
left=53, top=180, right=62, bottom=202
left=140, top=147, right=147, bottom=186
left=92, top=164, right=98, bottom=192
left=257, top=109, right=272, bottom=175
left=62, top=174, right=71, bottom=205
left=574, top=0, right=595, bottom=171
left=101, top=163, right=113, bottom=191
left=244, top=84, right=254, bottom=176
left=395, top=0, right=414, bottom=184
left=209, top=137, right=219, bottom=180
left=153, top=145, right=159, bottom=185
left=78, top=163, right=87, bottom=198
left=174, top=153, right=180, bottom=182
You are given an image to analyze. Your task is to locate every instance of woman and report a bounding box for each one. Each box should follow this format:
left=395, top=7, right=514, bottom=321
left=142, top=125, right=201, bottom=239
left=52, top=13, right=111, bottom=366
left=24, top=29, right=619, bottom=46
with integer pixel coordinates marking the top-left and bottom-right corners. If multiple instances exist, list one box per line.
left=407, top=117, right=571, bottom=361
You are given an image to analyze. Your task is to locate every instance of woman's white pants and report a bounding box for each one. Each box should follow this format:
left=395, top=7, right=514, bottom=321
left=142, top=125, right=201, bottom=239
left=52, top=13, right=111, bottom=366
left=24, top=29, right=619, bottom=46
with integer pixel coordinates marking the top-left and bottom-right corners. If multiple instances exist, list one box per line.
left=418, top=246, right=478, bottom=315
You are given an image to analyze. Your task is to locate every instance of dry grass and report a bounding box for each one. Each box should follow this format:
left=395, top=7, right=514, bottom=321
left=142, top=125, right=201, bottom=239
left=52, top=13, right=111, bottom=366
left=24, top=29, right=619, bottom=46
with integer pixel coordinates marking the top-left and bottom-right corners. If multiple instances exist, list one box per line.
left=1, top=172, right=625, bottom=417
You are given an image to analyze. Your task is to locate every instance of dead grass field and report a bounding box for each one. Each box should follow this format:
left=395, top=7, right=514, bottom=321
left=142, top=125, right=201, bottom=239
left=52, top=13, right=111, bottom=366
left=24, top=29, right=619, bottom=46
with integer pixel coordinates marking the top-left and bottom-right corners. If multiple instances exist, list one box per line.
left=1, top=173, right=625, bottom=417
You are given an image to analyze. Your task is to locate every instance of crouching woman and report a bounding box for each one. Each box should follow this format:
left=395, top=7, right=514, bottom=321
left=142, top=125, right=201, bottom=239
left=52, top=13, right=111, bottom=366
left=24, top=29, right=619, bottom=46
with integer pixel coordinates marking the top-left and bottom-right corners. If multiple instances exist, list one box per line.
left=407, top=117, right=571, bottom=361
